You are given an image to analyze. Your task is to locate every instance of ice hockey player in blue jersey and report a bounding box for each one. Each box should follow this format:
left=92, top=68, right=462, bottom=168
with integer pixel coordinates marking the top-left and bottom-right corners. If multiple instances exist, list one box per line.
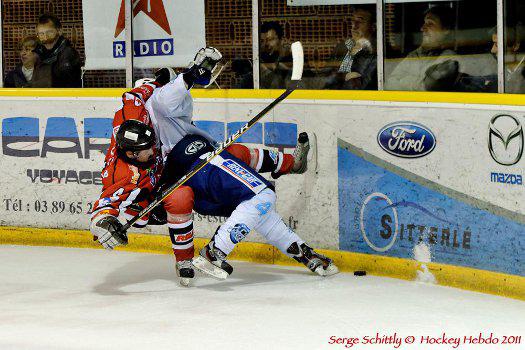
left=157, top=133, right=339, bottom=279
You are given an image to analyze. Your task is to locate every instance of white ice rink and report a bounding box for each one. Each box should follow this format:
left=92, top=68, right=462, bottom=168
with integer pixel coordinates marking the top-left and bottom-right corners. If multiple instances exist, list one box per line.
left=0, top=245, right=523, bottom=350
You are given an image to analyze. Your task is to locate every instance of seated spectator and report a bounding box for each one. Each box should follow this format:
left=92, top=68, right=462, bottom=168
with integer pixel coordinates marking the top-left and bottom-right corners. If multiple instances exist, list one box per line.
left=385, top=5, right=457, bottom=91
left=34, top=13, right=82, bottom=87
left=324, top=6, right=377, bottom=90
left=4, top=36, right=52, bottom=88
left=423, top=59, right=497, bottom=92
left=259, top=21, right=293, bottom=89
left=492, top=26, right=525, bottom=93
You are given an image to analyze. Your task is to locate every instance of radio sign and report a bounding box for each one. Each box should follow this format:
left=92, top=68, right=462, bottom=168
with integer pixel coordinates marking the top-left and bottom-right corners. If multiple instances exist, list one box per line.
left=113, top=39, right=174, bottom=58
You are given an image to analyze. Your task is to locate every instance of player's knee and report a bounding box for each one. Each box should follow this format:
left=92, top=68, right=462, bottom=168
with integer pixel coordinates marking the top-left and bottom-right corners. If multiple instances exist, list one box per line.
left=253, top=188, right=276, bottom=215
left=163, top=186, right=194, bottom=219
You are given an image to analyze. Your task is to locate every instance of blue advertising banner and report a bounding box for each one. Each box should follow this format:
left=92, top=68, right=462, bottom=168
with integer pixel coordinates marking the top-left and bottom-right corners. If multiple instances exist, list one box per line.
left=338, top=139, right=524, bottom=276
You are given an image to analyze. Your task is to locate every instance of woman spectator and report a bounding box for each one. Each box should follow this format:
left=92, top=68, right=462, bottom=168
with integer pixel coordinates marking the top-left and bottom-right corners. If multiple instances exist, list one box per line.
left=4, top=36, right=52, bottom=88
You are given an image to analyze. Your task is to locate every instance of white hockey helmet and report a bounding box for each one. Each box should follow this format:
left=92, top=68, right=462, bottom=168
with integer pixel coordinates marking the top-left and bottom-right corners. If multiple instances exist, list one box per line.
left=133, top=77, right=156, bottom=88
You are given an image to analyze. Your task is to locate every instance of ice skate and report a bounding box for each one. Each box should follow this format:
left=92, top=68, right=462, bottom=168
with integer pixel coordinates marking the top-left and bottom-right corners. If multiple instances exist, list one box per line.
left=272, top=132, right=311, bottom=179
left=287, top=242, right=339, bottom=276
left=176, top=259, right=195, bottom=287
left=193, top=238, right=233, bottom=280
left=290, top=132, right=310, bottom=174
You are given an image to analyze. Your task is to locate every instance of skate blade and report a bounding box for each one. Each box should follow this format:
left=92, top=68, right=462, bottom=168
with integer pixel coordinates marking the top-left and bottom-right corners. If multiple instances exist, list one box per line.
left=179, top=277, right=191, bottom=287
left=193, top=256, right=229, bottom=280
left=314, top=263, right=340, bottom=277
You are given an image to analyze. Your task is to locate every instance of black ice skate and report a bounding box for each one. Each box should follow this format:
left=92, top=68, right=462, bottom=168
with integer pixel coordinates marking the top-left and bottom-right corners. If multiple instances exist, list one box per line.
left=193, top=237, right=233, bottom=280
left=287, top=242, right=339, bottom=276
left=272, top=132, right=310, bottom=179
left=176, top=259, right=195, bottom=287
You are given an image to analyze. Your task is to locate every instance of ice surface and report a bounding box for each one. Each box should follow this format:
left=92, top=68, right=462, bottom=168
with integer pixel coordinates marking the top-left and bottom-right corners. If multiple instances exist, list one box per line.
left=0, top=246, right=523, bottom=350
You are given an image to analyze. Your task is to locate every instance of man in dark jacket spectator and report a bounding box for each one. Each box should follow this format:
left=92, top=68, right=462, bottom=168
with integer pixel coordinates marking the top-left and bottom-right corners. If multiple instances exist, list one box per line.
left=4, top=36, right=52, bottom=87
left=259, top=21, right=293, bottom=89
left=34, top=13, right=82, bottom=87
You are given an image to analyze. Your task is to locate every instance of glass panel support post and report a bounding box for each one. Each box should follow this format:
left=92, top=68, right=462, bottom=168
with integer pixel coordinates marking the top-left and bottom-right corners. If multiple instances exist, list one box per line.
left=497, top=0, right=504, bottom=93
left=252, top=0, right=260, bottom=89
left=125, top=0, right=133, bottom=88
left=377, top=0, right=385, bottom=90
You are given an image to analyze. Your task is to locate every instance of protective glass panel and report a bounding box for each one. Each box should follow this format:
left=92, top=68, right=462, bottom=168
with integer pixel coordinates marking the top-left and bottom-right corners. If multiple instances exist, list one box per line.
left=504, top=0, right=525, bottom=93
left=130, top=0, right=253, bottom=90
left=1, top=0, right=125, bottom=88
left=259, top=1, right=377, bottom=90
left=384, top=0, right=497, bottom=92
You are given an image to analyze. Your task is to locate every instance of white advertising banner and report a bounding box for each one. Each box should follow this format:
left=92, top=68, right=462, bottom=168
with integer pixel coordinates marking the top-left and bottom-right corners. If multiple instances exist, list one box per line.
left=0, top=95, right=523, bottom=276
left=82, top=0, right=206, bottom=69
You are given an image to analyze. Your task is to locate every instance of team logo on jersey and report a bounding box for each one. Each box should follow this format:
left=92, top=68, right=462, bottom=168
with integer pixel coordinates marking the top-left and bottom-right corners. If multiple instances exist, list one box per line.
left=229, top=223, right=251, bottom=244
left=129, top=165, right=140, bottom=184
left=222, top=159, right=263, bottom=188
left=185, top=140, right=206, bottom=155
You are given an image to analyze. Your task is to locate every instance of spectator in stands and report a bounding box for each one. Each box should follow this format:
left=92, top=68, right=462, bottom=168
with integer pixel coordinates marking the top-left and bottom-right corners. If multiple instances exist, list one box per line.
left=492, top=26, right=525, bottom=93
left=385, top=5, right=457, bottom=91
left=259, top=21, right=293, bottom=88
left=34, top=13, right=82, bottom=87
left=4, top=36, right=52, bottom=88
left=324, top=6, right=377, bottom=90
left=423, top=26, right=525, bottom=93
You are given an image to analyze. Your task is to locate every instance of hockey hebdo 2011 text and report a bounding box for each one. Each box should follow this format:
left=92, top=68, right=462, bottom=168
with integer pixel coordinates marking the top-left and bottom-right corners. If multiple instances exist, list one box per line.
left=328, top=332, right=522, bottom=348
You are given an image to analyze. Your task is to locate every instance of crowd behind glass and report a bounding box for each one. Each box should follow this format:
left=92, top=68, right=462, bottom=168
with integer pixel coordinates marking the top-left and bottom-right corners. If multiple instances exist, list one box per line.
left=3, top=1, right=525, bottom=93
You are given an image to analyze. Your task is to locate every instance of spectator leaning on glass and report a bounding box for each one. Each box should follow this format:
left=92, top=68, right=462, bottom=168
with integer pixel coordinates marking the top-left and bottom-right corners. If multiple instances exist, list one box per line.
left=4, top=36, right=52, bottom=88
left=34, top=14, right=82, bottom=88
left=259, top=21, right=293, bottom=89
left=324, top=6, right=377, bottom=90
left=386, top=6, right=456, bottom=91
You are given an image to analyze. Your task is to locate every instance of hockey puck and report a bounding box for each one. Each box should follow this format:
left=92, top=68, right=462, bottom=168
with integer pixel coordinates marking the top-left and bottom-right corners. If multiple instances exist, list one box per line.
left=354, top=270, right=367, bottom=276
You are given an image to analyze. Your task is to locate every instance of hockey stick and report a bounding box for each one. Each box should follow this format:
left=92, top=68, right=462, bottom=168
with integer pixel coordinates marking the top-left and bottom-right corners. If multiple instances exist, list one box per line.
left=118, top=42, right=304, bottom=236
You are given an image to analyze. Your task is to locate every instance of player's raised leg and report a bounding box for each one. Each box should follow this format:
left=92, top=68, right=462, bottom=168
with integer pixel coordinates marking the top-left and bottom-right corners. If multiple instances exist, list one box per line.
left=226, top=132, right=312, bottom=179
left=196, top=188, right=338, bottom=278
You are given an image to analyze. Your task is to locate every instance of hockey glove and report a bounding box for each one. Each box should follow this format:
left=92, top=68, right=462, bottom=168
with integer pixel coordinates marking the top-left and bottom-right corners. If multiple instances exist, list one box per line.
left=90, top=214, right=128, bottom=250
left=183, top=47, right=223, bottom=88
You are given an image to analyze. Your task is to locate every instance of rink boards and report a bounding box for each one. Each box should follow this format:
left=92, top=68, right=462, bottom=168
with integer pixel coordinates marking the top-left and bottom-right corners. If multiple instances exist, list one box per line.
left=0, top=89, right=523, bottom=299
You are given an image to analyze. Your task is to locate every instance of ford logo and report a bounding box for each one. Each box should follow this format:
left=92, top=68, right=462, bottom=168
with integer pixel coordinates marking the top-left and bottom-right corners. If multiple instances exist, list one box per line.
left=377, top=122, right=436, bottom=158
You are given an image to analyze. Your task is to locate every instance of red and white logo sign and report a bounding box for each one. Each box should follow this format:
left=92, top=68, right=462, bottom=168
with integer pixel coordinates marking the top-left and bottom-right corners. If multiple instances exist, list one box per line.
left=114, top=0, right=172, bottom=37
left=82, top=0, right=205, bottom=69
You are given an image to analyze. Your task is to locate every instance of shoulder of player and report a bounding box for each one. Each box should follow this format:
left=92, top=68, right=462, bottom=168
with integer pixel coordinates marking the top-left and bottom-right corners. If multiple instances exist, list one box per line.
left=105, top=158, right=148, bottom=185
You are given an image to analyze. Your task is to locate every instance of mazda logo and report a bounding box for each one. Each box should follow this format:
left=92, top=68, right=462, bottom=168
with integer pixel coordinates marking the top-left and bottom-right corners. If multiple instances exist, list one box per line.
left=488, top=114, right=523, bottom=166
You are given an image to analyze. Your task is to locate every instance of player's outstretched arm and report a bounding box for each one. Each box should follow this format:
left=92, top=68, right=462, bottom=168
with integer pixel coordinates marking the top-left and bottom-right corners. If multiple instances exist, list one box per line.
left=182, top=47, right=222, bottom=89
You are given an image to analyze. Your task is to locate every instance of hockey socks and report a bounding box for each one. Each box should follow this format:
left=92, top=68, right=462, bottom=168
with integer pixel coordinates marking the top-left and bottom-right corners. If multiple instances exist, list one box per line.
left=226, top=144, right=294, bottom=176
left=168, top=220, right=194, bottom=262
